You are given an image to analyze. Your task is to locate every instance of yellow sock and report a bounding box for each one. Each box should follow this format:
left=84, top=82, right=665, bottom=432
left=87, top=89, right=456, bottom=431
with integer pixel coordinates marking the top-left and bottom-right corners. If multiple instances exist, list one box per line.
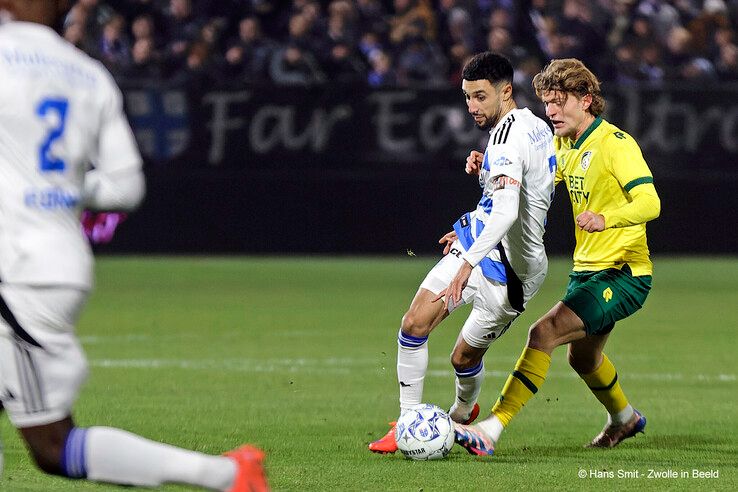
left=579, top=354, right=629, bottom=414
left=491, top=347, right=551, bottom=427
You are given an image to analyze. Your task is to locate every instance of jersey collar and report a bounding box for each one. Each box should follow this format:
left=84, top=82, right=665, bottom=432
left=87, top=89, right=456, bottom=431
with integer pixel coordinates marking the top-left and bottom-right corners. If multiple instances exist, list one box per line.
left=571, top=116, right=602, bottom=149
left=488, top=108, right=517, bottom=135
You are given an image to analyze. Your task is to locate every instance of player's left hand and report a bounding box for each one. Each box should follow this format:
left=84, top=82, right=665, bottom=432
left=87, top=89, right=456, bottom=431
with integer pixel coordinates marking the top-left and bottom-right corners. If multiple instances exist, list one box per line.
left=433, top=261, right=473, bottom=311
left=576, top=210, right=606, bottom=233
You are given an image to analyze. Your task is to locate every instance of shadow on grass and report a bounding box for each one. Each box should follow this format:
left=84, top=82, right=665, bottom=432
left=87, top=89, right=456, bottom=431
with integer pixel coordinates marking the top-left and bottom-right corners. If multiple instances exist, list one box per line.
left=448, top=433, right=738, bottom=467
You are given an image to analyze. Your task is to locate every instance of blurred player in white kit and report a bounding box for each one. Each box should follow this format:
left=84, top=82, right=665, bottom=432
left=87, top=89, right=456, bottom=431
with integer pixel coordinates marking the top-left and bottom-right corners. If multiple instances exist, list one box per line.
left=0, top=1, right=267, bottom=490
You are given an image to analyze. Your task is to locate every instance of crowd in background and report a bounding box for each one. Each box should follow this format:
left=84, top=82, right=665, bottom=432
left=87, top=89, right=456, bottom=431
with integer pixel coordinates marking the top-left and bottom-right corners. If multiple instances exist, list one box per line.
left=60, top=0, right=738, bottom=87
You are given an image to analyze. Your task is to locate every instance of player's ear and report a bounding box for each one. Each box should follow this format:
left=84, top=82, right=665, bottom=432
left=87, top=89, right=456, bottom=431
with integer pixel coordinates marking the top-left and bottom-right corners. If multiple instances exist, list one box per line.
left=502, top=82, right=513, bottom=101
left=580, top=94, right=593, bottom=111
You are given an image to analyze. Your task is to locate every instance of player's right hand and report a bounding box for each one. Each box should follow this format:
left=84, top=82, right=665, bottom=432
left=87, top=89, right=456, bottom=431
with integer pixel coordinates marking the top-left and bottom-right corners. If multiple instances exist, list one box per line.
left=438, top=231, right=457, bottom=255
left=465, top=151, right=483, bottom=175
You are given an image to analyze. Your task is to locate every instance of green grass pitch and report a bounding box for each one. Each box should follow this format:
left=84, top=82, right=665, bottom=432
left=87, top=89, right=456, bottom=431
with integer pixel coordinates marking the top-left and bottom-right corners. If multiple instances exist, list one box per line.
left=1, top=256, right=736, bottom=491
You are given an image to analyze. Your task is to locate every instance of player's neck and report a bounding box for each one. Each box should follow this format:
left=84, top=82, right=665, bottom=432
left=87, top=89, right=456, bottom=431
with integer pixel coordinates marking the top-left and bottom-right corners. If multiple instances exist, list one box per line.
left=502, top=100, right=517, bottom=119
left=573, top=113, right=596, bottom=141
left=493, top=100, right=517, bottom=128
left=4, top=5, right=57, bottom=28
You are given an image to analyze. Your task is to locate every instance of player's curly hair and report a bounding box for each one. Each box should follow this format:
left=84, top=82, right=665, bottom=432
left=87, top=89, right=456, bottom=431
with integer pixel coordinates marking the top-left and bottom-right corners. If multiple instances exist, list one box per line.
left=462, top=52, right=513, bottom=85
left=532, top=58, right=605, bottom=116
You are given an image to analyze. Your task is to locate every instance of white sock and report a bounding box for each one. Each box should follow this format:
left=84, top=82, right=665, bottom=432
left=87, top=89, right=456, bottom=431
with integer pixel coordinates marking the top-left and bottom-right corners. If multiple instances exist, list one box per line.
left=449, top=361, right=484, bottom=423
left=397, top=330, right=428, bottom=413
left=609, top=404, right=635, bottom=426
left=84, top=427, right=236, bottom=491
left=477, top=415, right=505, bottom=443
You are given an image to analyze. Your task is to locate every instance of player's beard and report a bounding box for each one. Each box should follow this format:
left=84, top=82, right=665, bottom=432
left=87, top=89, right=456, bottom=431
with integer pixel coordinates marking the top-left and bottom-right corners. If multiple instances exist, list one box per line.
left=475, top=107, right=502, bottom=131
left=475, top=115, right=499, bottom=132
left=475, top=118, right=493, bottom=131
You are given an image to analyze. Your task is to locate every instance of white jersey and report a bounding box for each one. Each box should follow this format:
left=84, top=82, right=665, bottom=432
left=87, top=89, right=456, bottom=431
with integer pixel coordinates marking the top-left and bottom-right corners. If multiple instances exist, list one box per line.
left=0, top=21, right=144, bottom=288
left=454, top=107, right=555, bottom=285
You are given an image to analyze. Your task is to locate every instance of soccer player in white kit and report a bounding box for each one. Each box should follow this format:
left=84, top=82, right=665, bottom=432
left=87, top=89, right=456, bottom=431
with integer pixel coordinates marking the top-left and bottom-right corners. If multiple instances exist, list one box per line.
left=0, top=2, right=267, bottom=490
left=369, top=52, right=555, bottom=454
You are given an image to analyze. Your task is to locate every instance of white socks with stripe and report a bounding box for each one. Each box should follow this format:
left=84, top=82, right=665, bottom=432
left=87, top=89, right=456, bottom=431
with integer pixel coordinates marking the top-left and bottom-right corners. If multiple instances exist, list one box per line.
left=397, top=330, right=428, bottom=414
left=449, top=361, right=484, bottom=423
left=64, top=426, right=237, bottom=491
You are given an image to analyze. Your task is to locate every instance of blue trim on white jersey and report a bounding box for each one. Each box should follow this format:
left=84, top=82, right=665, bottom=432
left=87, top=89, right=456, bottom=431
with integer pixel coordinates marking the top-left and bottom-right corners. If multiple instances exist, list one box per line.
left=475, top=218, right=485, bottom=236
left=482, top=151, right=491, bottom=171
left=478, top=196, right=493, bottom=214
left=479, top=259, right=506, bottom=283
left=453, top=213, right=474, bottom=250
left=453, top=214, right=507, bottom=283
left=548, top=154, right=557, bottom=173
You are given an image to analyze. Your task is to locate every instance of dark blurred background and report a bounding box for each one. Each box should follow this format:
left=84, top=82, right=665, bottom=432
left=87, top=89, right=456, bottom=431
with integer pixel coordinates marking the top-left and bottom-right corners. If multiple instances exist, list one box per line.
left=67, top=0, right=738, bottom=255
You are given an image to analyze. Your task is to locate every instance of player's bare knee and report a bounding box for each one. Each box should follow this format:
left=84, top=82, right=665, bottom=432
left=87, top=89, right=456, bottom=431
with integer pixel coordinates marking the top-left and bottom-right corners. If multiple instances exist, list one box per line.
left=450, top=335, right=485, bottom=370
left=527, top=318, right=556, bottom=352
left=450, top=350, right=474, bottom=371
left=26, top=440, right=64, bottom=476
left=20, top=418, right=74, bottom=477
left=400, top=311, right=431, bottom=338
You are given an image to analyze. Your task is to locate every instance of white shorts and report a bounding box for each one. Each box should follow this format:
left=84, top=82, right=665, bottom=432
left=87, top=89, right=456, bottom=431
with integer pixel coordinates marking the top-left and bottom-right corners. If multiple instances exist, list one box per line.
left=0, top=285, right=89, bottom=428
left=420, top=241, right=546, bottom=349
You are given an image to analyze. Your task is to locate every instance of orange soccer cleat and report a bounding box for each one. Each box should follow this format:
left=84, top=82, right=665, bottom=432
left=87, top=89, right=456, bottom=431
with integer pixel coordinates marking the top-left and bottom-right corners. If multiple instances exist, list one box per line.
left=225, top=445, right=270, bottom=492
left=368, top=421, right=398, bottom=454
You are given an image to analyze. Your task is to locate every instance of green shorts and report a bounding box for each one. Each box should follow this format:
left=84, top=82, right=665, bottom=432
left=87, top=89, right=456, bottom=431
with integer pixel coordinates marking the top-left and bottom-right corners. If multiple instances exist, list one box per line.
left=561, top=264, right=652, bottom=335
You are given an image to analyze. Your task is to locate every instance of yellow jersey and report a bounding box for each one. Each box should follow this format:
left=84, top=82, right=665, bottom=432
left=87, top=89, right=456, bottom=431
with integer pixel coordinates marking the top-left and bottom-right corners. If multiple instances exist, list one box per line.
left=554, top=117, right=658, bottom=276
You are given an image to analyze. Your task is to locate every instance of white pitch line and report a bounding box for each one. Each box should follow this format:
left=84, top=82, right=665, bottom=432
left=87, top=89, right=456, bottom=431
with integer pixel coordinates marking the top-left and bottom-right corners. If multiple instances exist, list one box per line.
left=87, top=358, right=736, bottom=383
left=428, top=370, right=737, bottom=382
left=80, top=334, right=153, bottom=344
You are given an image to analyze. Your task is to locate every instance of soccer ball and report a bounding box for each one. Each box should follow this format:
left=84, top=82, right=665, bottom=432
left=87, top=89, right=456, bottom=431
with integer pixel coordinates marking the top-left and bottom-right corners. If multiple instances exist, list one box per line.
left=395, top=404, right=455, bottom=460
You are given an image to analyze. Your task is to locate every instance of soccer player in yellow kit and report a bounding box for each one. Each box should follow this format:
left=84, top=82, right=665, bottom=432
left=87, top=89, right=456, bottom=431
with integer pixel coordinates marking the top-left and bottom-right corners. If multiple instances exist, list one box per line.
left=453, top=58, right=661, bottom=455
